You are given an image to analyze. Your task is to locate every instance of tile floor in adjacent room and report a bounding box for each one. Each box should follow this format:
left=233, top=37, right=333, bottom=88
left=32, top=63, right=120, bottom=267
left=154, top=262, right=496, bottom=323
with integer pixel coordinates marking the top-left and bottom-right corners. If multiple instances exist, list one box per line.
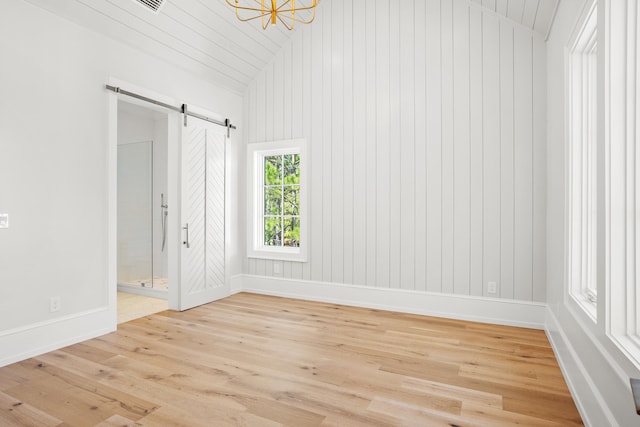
left=117, top=291, right=168, bottom=324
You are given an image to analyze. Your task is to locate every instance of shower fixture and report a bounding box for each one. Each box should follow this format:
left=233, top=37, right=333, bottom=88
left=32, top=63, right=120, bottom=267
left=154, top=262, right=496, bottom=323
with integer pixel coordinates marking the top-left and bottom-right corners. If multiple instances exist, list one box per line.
left=161, top=193, right=168, bottom=251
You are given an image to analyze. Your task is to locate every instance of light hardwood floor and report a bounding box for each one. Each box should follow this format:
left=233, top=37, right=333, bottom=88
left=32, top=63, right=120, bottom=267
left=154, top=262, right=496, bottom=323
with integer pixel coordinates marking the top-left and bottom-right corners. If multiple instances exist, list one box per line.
left=0, top=293, right=583, bottom=426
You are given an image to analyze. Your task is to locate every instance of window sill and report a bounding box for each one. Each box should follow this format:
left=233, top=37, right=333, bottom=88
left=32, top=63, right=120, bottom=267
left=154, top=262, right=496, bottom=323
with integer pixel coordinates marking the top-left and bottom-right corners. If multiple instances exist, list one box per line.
left=570, top=292, right=597, bottom=322
left=609, top=334, right=640, bottom=372
left=247, top=250, right=307, bottom=263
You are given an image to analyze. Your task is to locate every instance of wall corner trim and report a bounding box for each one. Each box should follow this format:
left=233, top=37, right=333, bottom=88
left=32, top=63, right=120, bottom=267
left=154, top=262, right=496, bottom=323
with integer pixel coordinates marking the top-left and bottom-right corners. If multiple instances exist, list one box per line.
left=232, top=274, right=547, bottom=329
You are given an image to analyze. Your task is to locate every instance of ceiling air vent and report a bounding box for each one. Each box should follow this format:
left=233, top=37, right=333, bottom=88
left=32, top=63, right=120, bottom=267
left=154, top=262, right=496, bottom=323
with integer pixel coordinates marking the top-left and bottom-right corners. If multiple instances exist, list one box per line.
left=134, top=0, right=165, bottom=13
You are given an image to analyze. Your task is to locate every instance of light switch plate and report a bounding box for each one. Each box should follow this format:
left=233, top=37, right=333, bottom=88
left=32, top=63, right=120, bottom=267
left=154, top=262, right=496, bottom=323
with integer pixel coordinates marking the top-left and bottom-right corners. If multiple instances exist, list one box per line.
left=0, top=214, right=8, bottom=229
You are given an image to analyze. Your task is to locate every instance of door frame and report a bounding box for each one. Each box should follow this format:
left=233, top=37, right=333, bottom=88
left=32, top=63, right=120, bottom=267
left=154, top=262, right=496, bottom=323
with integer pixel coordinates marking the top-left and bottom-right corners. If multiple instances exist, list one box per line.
left=107, top=78, right=231, bottom=321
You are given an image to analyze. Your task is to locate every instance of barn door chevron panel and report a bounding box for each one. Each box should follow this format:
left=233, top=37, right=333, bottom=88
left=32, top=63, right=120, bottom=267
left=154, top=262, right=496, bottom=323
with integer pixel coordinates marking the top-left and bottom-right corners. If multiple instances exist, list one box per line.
left=205, top=131, right=226, bottom=291
left=180, top=117, right=228, bottom=311
left=184, top=126, right=207, bottom=295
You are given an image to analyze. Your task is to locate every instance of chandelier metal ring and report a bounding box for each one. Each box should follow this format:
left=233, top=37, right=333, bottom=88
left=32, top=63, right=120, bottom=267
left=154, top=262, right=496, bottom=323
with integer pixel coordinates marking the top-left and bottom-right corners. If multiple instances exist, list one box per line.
left=225, top=0, right=319, bottom=30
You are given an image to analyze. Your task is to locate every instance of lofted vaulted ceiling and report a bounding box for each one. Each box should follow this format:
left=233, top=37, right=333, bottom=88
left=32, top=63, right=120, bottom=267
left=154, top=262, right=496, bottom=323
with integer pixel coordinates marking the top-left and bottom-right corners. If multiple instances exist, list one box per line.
left=24, top=0, right=559, bottom=95
left=469, top=0, right=560, bottom=39
left=23, top=0, right=295, bottom=94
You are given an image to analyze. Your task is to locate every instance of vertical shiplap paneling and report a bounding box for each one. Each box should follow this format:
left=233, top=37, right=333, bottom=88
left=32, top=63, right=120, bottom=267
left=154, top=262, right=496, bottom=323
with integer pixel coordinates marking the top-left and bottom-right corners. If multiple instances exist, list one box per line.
left=469, top=6, right=484, bottom=297
left=414, top=0, right=427, bottom=292
left=247, top=78, right=258, bottom=276
left=482, top=0, right=497, bottom=11
left=289, top=33, right=303, bottom=280
left=272, top=49, right=285, bottom=278
left=309, top=10, right=324, bottom=282
left=453, top=0, right=471, bottom=295
left=331, top=1, right=344, bottom=283
left=273, top=50, right=285, bottom=140
left=322, top=1, right=333, bottom=283
left=399, top=0, right=416, bottom=291
left=265, top=57, right=279, bottom=277
left=499, top=21, right=515, bottom=299
left=426, top=0, right=442, bottom=293
left=496, top=0, right=508, bottom=15
left=241, top=82, right=251, bottom=276
left=343, top=0, right=355, bottom=285
left=441, top=0, right=455, bottom=294
left=283, top=44, right=292, bottom=141
left=282, top=42, right=292, bottom=279
left=265, top=61, right=275, bottom=142
left=482, top=14, right=501, bottom=297
left=375, top=0, right=391, bottom=288
left=365, top=0, right=378, bottom=286
left=244, top=0, right=546, bottom=303
left=389, top=0, right=401, bottom=289
left=514, top=27, right=534, bottom=301
left=300, top=27, right=312, bottom=281
left=352, top=0, right=367, bottom=286
left=254, top=68, right=267, bottom=276
left=532, top=35, right=546, bottom=302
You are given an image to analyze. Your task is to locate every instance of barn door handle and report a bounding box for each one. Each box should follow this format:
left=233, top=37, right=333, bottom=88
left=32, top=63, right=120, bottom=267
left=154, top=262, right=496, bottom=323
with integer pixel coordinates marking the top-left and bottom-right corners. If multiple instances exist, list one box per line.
left=182, top=223, right=190, bottom=248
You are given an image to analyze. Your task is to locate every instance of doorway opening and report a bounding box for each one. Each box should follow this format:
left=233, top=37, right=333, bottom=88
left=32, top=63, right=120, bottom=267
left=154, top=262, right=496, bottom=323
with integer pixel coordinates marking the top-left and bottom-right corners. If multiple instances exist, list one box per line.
left=108, top=80, right=233, bottom=323
left=116, top=100, right=169, bottom=322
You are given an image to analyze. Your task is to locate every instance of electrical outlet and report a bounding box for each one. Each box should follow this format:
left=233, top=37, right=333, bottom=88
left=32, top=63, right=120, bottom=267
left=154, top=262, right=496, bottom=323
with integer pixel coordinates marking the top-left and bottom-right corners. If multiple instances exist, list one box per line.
left=50, top=296, right=61, bottom=313
left=273, top=263, right=281, bottom=274
left=487, top=282, right=497, bottom=294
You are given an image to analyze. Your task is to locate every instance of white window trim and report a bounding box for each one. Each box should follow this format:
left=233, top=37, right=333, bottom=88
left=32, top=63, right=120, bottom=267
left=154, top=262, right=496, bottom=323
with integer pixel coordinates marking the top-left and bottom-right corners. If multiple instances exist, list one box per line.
left=565, top=0, right=598, bottom=321
left=247, top=139, right=308, bottom=262
left=605, top=0, right=640, bottom=370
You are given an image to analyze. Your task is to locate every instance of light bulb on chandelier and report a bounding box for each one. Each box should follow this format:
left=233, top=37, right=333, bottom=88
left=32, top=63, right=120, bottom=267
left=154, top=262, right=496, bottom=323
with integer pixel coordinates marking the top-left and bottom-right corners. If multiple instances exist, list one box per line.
left=225, top=0, right=319, bottom=30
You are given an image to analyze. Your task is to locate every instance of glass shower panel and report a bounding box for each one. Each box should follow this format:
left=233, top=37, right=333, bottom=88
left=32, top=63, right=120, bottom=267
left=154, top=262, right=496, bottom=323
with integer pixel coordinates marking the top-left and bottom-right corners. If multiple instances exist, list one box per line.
left=117, top=141, right=153, bottom=287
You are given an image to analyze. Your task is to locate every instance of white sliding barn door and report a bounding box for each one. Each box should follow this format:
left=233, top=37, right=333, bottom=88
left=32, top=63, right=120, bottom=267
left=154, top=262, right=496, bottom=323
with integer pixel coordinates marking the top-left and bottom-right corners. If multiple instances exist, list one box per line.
left=179, top=117, right=228, bottom=310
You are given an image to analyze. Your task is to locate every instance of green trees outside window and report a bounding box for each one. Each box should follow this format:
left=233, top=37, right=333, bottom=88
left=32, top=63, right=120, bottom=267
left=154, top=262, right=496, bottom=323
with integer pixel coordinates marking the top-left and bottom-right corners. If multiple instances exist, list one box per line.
left=263, top=154, right=300, bottom=247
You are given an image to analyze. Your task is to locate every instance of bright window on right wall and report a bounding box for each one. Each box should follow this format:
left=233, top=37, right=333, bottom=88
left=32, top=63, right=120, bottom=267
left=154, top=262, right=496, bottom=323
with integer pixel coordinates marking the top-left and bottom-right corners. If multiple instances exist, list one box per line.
left=605, top=0, right=640, bottom=368
left=567, top=0, right=598, bottom=321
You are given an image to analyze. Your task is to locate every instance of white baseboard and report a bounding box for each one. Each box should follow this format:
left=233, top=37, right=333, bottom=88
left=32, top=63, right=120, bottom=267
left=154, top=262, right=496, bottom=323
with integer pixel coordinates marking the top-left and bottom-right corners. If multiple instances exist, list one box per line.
left=230, top=276, right=243, bottom=295
left=232, top=274, right=547, bottom=329
left=545, top=307, right=620, bottom=427
left=0, top=307, right=116, bottom=368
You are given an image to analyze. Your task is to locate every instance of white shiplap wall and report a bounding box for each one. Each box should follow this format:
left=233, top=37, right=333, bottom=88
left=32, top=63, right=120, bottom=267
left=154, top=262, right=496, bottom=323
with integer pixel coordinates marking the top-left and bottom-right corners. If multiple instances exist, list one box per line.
left=244, top=0, right=547, bottom=302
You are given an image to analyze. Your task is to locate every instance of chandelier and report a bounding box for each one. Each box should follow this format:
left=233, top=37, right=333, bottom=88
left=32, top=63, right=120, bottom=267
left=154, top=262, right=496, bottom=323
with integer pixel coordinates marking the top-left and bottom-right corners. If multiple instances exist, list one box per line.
left=225, top=0, right=319, bottom=30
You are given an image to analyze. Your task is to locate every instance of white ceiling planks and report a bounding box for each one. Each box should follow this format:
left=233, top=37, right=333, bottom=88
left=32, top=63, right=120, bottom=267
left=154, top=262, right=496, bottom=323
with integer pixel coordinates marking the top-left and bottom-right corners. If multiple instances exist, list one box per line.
left=23, top=0, right=296, bottom=94
left=24, top=0, right=561, bottom=94
left=533, top=1, right=560, bottom=38
left=506, top=0, right=527, bottom=22
left=471, top=0, right=559, bottom=39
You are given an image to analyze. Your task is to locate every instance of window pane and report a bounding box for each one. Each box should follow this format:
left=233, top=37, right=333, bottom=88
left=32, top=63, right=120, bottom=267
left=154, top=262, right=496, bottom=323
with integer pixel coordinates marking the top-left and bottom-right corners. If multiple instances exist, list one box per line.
left=264, top=217, right=282, bottom=246
left=283, top=154, right=300, bottom=184
left=283, top=185, right=299, bottom=216
left=264, top=187, right=282, bottom=215
left=264, top=155, right=282, bottom=185
left=283, top=216, right=300, bottom=247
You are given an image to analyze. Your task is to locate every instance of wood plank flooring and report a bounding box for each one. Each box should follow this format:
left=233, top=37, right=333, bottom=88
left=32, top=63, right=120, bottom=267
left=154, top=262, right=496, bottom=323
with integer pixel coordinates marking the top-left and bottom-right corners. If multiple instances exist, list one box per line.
left=0, top=293, right=583, bottom=426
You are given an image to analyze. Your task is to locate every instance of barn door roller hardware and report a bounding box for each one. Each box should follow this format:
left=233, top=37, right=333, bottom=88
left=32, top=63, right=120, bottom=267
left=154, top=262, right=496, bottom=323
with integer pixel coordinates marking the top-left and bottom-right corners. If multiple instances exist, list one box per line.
left=106, top=85, right=236, bottom=134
